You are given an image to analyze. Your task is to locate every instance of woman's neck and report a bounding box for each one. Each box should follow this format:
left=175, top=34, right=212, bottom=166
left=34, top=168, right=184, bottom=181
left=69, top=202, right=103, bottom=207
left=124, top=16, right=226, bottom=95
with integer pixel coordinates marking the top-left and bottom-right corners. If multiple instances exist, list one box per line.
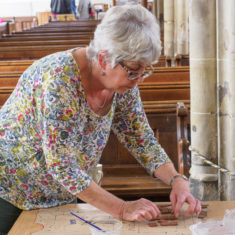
left=72, top=48, right=114, bottom=115
left=73, top=49, right=104, bottom=94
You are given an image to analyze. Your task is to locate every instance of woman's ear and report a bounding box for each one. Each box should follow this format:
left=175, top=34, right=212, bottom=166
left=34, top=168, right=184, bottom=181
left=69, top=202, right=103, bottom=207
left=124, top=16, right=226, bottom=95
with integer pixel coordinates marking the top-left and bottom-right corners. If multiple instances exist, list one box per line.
left=98, top=50, right=107, bottom=71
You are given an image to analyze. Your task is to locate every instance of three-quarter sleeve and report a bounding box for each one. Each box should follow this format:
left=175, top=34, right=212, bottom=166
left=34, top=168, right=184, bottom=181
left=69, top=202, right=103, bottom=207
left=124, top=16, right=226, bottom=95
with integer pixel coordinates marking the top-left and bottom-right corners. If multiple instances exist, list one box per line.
left=111, top=86, right=171, bottom=176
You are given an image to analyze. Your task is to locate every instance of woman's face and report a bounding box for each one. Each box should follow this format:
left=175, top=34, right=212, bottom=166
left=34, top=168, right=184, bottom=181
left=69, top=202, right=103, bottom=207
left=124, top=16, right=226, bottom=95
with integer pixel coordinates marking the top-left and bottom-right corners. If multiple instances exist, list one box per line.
left=103, top=61, right=147, bottom=94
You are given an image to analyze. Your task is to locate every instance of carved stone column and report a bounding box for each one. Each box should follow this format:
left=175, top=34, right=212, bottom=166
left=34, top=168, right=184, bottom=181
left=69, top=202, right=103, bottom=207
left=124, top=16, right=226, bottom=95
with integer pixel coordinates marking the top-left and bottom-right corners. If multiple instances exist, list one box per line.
left=164, top=0, right=174, bottom=60
left=217, top=0, right=235, bottom=200
left=189, top=0, right=218, bottom=200
left=174, top=0, right=189, bottom=55
left=153, top=0, right=163, bottom=23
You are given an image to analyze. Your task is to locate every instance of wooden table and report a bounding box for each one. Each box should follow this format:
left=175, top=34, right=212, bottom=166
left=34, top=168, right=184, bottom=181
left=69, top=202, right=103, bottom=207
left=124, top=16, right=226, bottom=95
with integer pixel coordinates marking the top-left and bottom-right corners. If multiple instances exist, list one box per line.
left=8, top=201, right=235, bottom=235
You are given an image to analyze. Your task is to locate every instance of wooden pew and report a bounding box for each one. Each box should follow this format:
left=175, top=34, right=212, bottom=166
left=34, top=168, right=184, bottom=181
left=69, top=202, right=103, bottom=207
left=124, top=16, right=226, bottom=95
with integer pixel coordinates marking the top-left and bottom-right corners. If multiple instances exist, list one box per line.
left=0, top=60, right=34, bottom=72
left=0, top=57, right=189, bottom=75
left=0, top=34, right=92, bottom=42
left=7, top=20, right=97, bottom=36
left=3, top=32, right=93, bottom=37
left=175, top=55, right=189, bottom=66
left=166, top=55, right=190, bottom=67
left=0, top=67, right=190, bottom=112
left=1, top=19, right=99, bottom=37
left=0, top=82, right=190, bottom=106
left=0, top=45, right=87, bottom=60
left=146, top=66, right=189, bottom=82
left=0, top=87, right=13, bottom=106
left=0, top=56, right=169, bottom=70
left=0, top=19, right=189, bottom=67
left=0, top=66, right=190, bottom=102
left=8, top=19, right=98, bottom=32
left=0, top=22, right=9, bottom=38
left=2, top=22, right=95, bottom=37
left=0, top=30, right=94, bottom=60
left=39, top=20, right=100, bottom=28
left=0, top=39, right=92, bottom=47
left=101, top=101, right=190, bottom=199
left=14, top=27, right=96, bottom=34
left=0, top=24, right=187, bottom=66
left=3, top=16, right=37, bottom=32
left=139, top=82, right=190, bottom=101
left=0, top=58, right=167, bottom=68
left=0, top=71, right=20, bottom=86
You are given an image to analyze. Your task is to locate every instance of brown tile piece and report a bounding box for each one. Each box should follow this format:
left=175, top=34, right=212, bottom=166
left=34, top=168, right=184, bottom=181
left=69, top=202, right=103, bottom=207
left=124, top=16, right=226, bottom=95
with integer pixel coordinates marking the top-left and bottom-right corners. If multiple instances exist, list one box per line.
left=160, top=220, right=178, bottom=226
left=157, top=203, right=172, bottom=208
left=148, top=222, right=158, bottom=227
left=159, top=207, right=173, bottom=214
left=158, top=215, right=177, bottom=220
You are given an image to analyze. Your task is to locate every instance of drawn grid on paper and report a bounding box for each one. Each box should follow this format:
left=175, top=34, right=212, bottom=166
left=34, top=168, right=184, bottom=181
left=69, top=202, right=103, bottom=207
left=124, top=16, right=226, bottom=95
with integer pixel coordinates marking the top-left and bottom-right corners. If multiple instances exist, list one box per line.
left=32, top=204, right=203, bottom=235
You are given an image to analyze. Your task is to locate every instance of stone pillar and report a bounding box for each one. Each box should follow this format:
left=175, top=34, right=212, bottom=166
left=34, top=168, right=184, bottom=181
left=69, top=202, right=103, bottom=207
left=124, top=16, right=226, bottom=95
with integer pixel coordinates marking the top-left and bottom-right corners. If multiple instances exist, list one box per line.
left=153, top=0, right=163, bottom=23
left=174, top=0, right=189, bottom=55
left=189, top=0, right=218, bottom=200
left=152, top=0, right=158, bottom=19
left=217, top=0, right=235, bottom=200
left=164, top=0, right=174, bottom=59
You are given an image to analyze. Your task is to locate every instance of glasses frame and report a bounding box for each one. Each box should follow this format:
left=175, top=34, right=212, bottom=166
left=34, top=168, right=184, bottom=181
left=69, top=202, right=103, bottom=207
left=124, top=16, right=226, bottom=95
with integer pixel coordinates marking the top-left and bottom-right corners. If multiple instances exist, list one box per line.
left=119, top=61, right=154, bottom=81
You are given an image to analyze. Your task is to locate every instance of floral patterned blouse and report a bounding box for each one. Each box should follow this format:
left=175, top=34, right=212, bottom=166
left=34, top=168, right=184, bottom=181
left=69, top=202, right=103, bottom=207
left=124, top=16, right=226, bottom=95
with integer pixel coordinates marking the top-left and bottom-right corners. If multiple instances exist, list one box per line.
left=0, top=48, right=171, bottom=210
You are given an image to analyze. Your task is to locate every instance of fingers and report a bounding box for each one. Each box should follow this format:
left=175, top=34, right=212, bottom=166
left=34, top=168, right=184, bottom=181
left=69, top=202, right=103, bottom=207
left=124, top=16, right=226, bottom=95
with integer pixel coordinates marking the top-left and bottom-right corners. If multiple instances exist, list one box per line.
left=196, top=199, right=202, bottom=215
left=124, top=198, right=161, bottom=222
left=170, top=190, right=184, bottom=217
left=170, top=192, right=177, bottom=211
left=147, top=200, right=161, bottom=218
left=134, top=210, right=153, bottom=222
left=184, top=196, right=195, bottom=216
left=176, top=197, right=201, bottom=217
left=170, top=191, right=201, bottom=217
left=173, top=197, right=185, bottom=217
left=136, top=199, right=160, bottom=221
left=185, top=198, right=201, bottom=216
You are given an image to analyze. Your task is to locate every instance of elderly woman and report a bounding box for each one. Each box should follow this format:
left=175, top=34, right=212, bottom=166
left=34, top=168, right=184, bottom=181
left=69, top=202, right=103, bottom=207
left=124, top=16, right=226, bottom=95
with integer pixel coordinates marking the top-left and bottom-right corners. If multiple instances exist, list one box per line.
left=0, top=5, right=201, bottom=234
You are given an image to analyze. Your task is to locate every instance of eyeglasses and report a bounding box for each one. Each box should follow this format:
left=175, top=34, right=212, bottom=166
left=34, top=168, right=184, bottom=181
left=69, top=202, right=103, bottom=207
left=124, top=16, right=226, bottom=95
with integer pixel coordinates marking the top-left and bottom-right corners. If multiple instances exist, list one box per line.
left=119, top=61, right=154, bottom=81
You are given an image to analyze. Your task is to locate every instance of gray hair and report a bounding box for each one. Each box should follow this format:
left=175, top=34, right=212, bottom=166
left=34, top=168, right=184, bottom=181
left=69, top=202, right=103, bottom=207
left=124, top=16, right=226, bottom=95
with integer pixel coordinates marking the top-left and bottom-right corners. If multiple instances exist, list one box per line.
left=86, top=5, right=162, bottom=67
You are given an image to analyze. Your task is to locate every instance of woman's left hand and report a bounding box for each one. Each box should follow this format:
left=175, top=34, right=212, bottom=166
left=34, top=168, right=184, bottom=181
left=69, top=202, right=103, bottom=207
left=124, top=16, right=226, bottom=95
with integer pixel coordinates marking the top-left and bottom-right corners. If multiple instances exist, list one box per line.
left=170, top=178, right=201, bottom=217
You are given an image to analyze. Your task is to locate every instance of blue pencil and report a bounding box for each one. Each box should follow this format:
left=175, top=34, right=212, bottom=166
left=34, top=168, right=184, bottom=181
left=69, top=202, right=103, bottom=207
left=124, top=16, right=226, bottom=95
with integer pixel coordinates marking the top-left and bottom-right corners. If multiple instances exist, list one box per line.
left=70, top=212, right=106, bottom=233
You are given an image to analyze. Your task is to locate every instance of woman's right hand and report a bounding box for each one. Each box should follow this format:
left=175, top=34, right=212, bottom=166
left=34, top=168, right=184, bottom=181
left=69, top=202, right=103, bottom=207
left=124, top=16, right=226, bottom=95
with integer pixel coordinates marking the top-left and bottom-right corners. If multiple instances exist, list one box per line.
left=121, top=198, right=161, bottom=222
